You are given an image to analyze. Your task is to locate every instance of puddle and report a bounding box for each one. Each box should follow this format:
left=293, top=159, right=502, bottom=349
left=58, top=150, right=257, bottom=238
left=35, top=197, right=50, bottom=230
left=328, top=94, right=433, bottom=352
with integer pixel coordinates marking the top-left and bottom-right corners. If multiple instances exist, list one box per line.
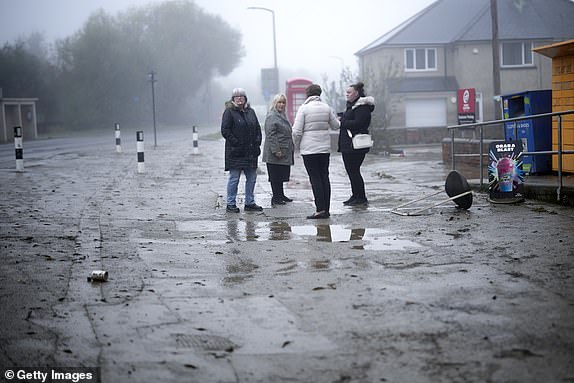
left=177, top=220, right=421, bottom=251
left=291, top=225, right=422, bottom=251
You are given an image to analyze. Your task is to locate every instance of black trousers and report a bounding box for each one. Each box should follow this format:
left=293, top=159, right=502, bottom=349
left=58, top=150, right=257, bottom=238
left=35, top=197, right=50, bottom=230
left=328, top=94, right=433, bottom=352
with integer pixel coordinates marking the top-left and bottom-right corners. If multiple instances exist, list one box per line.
left=342, top=152, right=367, bottom=200
left=267, top=163, right=290, bottom=199
left=302, top=153, right=331, bottom=213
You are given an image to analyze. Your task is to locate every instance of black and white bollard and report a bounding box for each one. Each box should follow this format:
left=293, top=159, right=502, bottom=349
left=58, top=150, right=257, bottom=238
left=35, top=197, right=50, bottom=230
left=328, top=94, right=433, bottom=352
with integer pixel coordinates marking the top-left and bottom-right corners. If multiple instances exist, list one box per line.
left=136, top=131, right=145, bottom=173
left=192, top=125, right=199, bottom=154
left=14, top=126, right=23, bottom=172
left=115, top=123, right=122, bottom=153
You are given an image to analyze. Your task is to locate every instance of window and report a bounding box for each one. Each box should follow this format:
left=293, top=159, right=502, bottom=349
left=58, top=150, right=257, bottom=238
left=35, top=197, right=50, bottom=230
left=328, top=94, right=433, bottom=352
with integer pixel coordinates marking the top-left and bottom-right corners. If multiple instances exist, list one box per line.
left=405, top=48, right=437, bottom=71
left=501, top=42, right=533, bottom=67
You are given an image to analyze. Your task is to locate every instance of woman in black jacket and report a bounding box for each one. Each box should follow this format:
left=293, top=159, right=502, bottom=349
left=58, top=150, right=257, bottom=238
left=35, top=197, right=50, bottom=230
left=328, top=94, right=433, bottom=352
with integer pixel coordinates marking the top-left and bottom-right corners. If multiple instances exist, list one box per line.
left=221, top=88, right=263, bottom=213
left=338, top=82, right=375, bottom=206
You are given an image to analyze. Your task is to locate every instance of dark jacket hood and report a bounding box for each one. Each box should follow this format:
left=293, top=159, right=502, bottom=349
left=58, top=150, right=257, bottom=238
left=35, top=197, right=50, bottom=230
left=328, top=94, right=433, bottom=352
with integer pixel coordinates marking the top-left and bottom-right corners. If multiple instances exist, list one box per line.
left=225, top=100, right=252, bottom=110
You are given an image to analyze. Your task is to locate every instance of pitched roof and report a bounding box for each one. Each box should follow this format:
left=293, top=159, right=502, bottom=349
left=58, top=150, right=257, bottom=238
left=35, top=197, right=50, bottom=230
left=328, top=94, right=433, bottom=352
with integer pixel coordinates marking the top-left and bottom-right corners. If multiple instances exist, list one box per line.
left=533, top=39, right=574, bottom=58
left=356, top=0, right=574, bottom=56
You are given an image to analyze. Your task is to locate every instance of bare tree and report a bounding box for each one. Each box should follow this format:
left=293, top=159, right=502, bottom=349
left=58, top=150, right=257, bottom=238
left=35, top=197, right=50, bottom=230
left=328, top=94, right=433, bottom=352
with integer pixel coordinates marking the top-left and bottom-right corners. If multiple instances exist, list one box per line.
left=321, top=66, right=356, bottom=113
left=363, top=57, right=402, bottom=153
left=322, top=61, right=401, bottom=154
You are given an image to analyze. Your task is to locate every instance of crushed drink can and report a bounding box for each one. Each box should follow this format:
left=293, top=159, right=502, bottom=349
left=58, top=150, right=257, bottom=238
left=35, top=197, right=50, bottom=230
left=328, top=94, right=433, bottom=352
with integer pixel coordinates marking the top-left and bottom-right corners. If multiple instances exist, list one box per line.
left=87, top=270, right=108, bottom=282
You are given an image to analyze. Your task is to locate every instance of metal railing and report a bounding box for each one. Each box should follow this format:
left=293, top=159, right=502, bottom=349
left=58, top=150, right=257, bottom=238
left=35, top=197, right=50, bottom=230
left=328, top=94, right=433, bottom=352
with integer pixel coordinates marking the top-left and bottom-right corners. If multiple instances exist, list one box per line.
left=447, top=109, right=574, bottom=201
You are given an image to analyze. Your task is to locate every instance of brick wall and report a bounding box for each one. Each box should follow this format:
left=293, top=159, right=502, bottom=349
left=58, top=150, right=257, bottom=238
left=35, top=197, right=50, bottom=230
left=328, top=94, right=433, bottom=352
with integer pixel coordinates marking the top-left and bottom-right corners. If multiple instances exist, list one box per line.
left=441, top=138, right=496, bottom=168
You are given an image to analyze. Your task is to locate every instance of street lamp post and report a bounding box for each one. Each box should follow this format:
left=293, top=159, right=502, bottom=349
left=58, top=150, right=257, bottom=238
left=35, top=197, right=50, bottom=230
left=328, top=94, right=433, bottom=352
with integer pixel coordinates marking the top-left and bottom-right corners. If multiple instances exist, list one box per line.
left=148, top=70, right=157, bottom=149
left=247, top=6, right=279, bottom=94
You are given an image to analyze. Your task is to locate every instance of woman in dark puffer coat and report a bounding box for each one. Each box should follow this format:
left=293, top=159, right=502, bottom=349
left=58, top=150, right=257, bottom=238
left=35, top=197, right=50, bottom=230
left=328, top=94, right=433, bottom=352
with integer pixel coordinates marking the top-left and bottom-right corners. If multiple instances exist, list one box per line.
left=221, top=88, right=263, bottom=213
left=338, top=81, right=375, bottom=206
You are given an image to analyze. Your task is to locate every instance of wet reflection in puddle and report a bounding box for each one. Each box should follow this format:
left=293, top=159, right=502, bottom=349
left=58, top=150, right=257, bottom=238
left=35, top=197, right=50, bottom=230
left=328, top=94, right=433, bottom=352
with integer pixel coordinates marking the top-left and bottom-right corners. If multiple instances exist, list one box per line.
left=291, top=225, right=363, bottom=243
left=269, top=221, right=292, bottom=240
left=290, top=225, right=420, bottom=251
left=177, top=220, right=421, bottom=251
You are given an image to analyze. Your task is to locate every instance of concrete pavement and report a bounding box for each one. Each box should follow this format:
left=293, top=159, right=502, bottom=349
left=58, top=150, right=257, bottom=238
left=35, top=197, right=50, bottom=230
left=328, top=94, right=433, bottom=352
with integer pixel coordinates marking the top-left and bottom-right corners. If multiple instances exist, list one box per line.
left=0, top=127, right=573, bottom=383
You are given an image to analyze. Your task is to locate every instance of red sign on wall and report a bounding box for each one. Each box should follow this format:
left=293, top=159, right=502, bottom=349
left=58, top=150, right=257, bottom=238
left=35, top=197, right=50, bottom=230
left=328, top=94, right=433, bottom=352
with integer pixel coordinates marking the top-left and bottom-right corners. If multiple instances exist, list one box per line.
left=457, top=88, right=476, bottom=124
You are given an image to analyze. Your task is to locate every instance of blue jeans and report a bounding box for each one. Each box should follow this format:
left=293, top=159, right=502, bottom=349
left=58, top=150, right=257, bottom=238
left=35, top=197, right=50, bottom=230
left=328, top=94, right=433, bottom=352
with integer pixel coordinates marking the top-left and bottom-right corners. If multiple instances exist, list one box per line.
left=226, top=168, right=257, bottom=206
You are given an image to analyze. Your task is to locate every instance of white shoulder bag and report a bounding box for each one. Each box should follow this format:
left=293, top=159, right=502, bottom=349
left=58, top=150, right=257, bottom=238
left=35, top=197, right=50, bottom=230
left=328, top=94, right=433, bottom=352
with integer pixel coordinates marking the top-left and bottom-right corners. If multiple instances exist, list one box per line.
left=347, top=129, right=373, bottom=149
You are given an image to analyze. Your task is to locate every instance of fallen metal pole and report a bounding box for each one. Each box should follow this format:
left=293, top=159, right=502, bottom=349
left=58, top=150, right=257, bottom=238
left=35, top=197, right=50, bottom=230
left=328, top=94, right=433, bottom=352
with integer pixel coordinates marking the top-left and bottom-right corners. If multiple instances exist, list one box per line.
left=391, top=190, right=473, bottom=216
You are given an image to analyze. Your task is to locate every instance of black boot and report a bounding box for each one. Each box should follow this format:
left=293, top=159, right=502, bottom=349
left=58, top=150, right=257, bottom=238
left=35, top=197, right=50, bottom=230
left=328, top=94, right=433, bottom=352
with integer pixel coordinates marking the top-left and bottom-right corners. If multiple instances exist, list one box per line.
left=343, top=196, right=356, bottom=205
left=271, top=182, right=286, bottom=205
left=278, top=182, right=293, bottom=202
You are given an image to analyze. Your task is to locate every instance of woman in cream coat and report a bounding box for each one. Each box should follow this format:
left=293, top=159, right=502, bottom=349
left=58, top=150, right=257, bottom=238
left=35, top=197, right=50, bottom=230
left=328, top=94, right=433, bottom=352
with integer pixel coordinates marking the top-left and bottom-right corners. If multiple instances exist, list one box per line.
left=292, top=84, right=340, bottom=219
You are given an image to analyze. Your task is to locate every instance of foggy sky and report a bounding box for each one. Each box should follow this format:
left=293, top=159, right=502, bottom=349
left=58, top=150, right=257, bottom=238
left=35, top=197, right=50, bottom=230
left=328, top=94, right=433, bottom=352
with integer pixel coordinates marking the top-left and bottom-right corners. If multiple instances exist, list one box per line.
left=0, top=0, right=436, bottom=94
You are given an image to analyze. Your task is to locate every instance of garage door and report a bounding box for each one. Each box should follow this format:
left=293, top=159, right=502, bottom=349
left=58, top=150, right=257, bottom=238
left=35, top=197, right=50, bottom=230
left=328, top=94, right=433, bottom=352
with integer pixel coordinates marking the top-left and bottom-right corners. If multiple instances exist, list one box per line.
left=405, top=98, right=446, bottom=128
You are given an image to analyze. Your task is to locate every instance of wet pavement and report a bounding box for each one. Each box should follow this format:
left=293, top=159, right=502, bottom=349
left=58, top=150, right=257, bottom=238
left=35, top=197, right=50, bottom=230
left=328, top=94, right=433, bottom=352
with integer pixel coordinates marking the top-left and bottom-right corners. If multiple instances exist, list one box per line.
left=0, top=127, right=573, bottom=383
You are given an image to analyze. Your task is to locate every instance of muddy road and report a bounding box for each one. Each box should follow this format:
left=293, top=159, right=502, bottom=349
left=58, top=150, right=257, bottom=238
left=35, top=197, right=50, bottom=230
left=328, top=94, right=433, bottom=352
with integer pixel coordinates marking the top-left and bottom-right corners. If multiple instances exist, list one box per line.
left=1, top=128, right=573, bottom=382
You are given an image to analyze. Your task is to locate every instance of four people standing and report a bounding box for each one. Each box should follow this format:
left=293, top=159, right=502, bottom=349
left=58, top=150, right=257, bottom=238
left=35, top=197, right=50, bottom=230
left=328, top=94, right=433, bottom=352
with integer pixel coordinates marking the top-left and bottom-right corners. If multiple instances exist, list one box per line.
left=262, top=94, right=295, bottom=206
left=221, top=81, right=374, bottom=217
left=292, top=84, right=340, bottom=219
left=338, top=82, right=375, bottom=206
left=221, top=88, right=264, bottom=213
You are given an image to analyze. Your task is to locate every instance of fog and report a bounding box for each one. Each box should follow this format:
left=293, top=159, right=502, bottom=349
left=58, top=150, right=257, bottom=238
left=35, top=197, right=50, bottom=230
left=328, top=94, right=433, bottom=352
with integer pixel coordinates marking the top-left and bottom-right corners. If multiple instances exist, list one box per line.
left=0, top=0, right=435, bottom=95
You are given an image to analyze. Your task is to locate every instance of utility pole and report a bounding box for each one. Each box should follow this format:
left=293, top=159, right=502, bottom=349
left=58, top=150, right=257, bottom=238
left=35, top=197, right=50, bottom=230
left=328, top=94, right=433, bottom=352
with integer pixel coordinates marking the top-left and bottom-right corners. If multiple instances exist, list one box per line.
left=148, top=71, right=158, bottom=148
left=490, top=0, right=501, bottom=120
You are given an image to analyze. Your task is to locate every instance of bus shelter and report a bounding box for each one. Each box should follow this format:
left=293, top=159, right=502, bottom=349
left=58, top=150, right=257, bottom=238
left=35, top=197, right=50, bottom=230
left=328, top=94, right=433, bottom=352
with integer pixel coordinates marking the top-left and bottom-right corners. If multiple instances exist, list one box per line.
left=1, top=96, right=38, bottom=142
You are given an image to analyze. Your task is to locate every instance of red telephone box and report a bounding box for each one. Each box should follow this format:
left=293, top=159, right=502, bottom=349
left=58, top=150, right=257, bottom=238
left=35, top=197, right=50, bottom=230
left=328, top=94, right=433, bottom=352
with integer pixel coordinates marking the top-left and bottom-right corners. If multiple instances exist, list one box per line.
left=286, top=77, right=313, bottom=124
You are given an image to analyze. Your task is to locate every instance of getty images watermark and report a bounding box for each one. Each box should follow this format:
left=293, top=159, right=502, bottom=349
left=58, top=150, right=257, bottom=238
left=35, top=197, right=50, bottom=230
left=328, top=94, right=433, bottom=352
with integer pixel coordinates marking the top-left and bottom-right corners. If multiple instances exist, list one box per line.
left=2, top=368, right=100, bottom=383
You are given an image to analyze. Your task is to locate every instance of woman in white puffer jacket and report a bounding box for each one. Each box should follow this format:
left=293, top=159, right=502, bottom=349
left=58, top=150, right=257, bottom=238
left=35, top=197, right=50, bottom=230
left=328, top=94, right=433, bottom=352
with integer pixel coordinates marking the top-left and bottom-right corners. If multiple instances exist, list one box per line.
left=292, top=84, right=340, bottom=219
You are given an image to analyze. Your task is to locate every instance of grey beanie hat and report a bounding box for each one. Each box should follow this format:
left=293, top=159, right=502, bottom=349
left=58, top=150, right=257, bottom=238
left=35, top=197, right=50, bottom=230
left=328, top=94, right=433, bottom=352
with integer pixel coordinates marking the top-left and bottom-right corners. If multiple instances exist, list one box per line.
left=232, top=88, right=247, bottom=99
